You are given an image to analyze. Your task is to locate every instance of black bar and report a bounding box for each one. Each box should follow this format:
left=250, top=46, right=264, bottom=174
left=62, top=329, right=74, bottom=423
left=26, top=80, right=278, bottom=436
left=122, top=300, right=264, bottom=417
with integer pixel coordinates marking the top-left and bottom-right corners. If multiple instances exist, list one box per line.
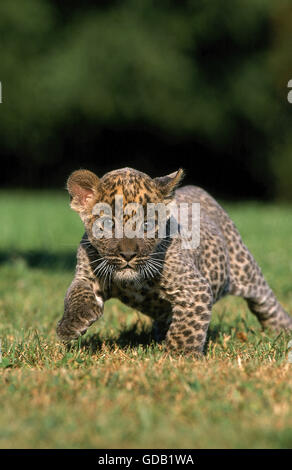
left=0, top=449, right=291, bottom=467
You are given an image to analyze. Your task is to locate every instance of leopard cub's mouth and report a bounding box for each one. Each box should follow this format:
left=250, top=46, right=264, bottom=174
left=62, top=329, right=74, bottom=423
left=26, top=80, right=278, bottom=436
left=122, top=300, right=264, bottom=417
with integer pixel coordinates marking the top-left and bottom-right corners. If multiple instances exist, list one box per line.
left=113, top=266, right=141, bottom=284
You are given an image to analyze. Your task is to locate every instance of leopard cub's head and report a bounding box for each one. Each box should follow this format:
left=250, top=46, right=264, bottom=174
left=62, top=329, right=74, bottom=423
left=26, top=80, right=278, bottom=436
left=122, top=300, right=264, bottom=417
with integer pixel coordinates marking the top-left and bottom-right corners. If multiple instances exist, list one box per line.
left=67, top=167, right=184, bottom=285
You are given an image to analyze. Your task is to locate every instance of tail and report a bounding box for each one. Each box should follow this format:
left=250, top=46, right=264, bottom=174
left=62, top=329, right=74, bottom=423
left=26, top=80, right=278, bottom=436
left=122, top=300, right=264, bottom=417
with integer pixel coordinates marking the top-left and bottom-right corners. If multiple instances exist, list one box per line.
left=247, top=287, right=292, bottom=331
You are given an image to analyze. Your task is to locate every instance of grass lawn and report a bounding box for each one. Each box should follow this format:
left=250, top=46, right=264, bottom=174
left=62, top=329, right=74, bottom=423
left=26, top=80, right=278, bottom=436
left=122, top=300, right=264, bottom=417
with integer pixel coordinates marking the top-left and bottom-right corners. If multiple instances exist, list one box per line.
left=0, top=190, right=292, bottom=449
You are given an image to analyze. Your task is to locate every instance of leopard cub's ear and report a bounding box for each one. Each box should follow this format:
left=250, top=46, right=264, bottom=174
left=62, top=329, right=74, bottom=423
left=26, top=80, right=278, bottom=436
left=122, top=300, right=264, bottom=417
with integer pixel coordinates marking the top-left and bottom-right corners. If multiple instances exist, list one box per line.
left=67, top=169, right=100, bottom=213
left=154, top=168, right=184, bottom=198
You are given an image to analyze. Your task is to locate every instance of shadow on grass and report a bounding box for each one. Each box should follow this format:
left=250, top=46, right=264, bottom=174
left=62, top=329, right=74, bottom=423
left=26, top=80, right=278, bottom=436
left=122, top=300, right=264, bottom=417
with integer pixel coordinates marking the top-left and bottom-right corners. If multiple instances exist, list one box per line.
left=79, top=322, right=158, bottom=353
left=206, top=325, right=224, bottom=343
left=79, top=321, right=233, bottom=355
left=0, top=250, right=76, bottom=271
left=79, top=316, right=288, bottom=356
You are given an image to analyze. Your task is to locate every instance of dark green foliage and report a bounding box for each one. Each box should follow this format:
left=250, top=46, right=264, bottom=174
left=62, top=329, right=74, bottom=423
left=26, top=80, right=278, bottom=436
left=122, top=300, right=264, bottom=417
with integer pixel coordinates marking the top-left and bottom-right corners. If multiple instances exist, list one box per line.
left=0, top=0, right=291, bottom=198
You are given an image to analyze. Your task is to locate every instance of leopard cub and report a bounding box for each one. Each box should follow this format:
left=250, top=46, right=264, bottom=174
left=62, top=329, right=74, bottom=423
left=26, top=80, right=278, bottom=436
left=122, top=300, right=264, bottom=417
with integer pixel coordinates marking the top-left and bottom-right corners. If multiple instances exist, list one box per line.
left=57, top=167, right=292, bottom=355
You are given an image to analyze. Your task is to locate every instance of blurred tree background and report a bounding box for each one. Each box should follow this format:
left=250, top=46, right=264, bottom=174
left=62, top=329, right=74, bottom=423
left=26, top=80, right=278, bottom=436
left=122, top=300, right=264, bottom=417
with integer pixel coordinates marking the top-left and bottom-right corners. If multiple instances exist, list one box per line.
left=0, top=0, right=291, bottom=200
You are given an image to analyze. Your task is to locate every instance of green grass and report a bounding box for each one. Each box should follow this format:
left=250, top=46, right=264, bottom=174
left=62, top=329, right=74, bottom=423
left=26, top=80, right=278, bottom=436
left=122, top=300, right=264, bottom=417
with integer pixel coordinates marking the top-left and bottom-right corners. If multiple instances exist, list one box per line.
left=0, top=190, right=292, bottom=449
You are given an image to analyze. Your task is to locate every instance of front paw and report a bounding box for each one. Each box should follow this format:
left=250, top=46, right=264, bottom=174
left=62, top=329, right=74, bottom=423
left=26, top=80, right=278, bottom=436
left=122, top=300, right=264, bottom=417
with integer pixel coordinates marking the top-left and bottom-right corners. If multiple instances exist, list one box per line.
left=56, top=320, right=88, bottom=343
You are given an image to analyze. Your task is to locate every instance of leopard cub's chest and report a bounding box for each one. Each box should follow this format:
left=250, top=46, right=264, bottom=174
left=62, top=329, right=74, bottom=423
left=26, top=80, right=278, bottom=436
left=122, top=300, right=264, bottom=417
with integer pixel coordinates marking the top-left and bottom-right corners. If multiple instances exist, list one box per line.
left=111, top=280, right=172, bottom=319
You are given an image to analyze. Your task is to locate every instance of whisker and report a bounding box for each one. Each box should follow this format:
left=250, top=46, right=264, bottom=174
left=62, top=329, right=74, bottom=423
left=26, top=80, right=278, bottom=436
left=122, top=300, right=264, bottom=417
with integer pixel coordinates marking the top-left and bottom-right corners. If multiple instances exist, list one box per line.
left=93, top=259, right=107, bottom=274
left=147, top=261, right=161, bottom=272
left=89, top=258, right=106, bottom=265
left=146, top=260, right=168, bottom=281
left=145, top=264, right=155, bottom=279
left=148, top=259, right=163, bottom=267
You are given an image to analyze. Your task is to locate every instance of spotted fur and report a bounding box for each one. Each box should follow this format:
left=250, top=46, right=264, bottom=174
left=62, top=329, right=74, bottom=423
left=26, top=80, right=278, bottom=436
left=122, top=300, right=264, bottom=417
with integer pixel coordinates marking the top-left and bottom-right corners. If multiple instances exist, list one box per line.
left=56, top=167, right=292, bottom=355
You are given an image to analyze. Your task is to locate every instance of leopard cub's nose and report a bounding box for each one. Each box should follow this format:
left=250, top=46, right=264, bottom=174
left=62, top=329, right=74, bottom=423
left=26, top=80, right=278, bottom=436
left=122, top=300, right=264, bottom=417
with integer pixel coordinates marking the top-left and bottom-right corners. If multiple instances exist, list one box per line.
left=120, top=251, right=136, bottom=262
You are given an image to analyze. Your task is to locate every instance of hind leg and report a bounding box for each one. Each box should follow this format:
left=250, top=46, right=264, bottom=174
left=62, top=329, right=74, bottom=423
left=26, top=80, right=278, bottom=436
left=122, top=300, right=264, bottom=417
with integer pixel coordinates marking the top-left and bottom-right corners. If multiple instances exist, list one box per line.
left=228, top=244, right=292, bottom=330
